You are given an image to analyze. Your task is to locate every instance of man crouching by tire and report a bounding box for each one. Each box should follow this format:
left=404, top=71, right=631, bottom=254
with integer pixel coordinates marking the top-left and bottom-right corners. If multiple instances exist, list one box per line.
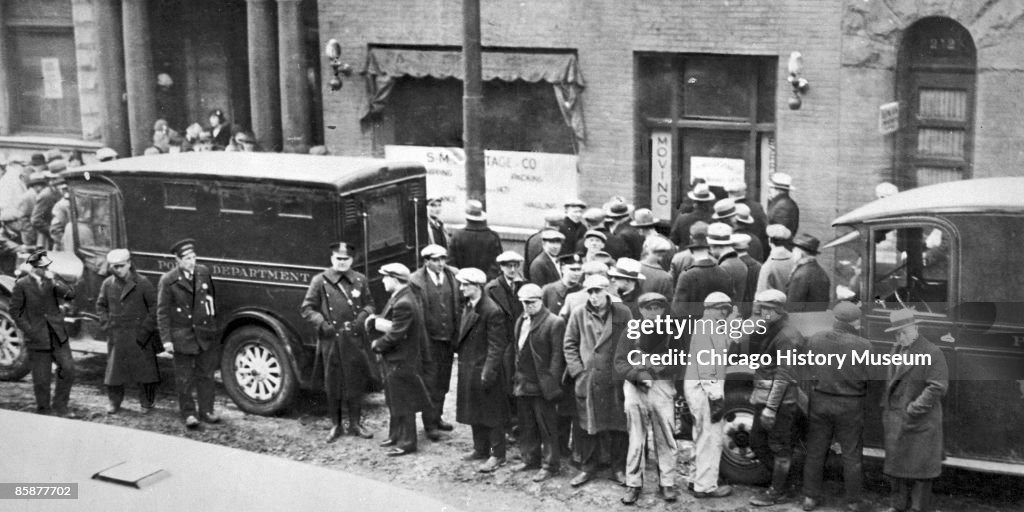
left=748, top=289, right=806, bottom=507
left=301, top=242, right=376, bottom=443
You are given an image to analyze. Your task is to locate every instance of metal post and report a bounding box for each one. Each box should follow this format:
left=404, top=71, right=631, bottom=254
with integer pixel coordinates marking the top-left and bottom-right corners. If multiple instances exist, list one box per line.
left=462, top=0, right=485, bottom=206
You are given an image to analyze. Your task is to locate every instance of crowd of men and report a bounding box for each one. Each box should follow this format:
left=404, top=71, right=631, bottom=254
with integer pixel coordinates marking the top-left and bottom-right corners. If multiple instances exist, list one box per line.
left=11, top=171, right=947, bottom=512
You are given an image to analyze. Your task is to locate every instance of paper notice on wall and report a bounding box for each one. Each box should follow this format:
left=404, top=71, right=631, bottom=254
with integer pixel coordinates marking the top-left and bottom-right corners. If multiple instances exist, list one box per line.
left=690, top=156, right=745, bottom=190
left=41, top=58, right=63, bottom=99
left=384, top=145, right=579, bottom=229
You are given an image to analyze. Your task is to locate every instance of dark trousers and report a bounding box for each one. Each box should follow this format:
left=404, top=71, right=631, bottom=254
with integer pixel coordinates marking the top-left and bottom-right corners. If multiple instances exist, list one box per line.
left=422, top=338, right=453, bottom=429
left=751, top=402, right=798, bottom=462
left=388, top=413, right=418, bottom=452
left=323, top=347, right=365, bottom=427
left=557, top=415, right=573, bottom=459
left=29, top=337, right=75, bottom=412
left=173, top=348, right=219, bottom=419
left=517, top=395, right=560, bottom=470
left=803, top=393, right=865, bottom=503
left=108, top=383, right=158, bottom=408
left=576, top=427, right=628, bottom=474
left=890, top=477, right=933, bottom=512
left=472, top=424, right=507, bottom=459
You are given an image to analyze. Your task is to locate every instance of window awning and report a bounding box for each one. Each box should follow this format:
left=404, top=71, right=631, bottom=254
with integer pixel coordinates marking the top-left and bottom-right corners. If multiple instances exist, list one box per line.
left=361, top=47, right=586, bottom=147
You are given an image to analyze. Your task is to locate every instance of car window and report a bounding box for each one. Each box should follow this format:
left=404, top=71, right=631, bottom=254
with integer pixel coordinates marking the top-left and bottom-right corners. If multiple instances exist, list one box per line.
left=870, top=225, right=951, bottom=316
left=73, top=189, right=114, bottom=250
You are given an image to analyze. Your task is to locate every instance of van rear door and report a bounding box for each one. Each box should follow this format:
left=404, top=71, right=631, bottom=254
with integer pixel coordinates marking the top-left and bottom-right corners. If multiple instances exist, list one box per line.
left=69, top=178, right=124, bottom=313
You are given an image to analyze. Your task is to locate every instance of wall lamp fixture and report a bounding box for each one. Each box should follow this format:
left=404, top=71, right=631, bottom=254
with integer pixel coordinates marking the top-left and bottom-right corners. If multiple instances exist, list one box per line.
left=324, top=39, right=352, bottom=92
left=787, top=51, right=810, bottom=110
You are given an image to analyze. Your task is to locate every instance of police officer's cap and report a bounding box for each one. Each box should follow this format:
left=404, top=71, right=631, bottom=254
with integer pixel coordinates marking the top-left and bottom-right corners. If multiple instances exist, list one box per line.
left=329, top=242, right=354, bottom=257
left=27, top=250, right=52, bottom=268
left=557, top=253, right=583, bottom=267
left=170, top=238, right=196, bottom=259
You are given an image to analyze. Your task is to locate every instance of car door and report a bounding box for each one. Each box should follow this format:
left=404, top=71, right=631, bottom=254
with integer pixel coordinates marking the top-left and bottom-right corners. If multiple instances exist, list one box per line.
left=69, top=177, right=125, bottom=315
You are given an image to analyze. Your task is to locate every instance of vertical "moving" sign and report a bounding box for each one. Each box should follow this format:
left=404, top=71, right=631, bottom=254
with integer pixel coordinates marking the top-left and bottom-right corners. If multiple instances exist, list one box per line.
left=650, top=131, right=672, bottom=220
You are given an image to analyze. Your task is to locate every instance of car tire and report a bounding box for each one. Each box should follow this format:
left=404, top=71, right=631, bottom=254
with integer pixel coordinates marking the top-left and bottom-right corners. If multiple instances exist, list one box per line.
left=718, top=387, right=771, bottom=485
left=220, top=325, right=298, bottom=415
left=0, top=302, right=30, bottom=382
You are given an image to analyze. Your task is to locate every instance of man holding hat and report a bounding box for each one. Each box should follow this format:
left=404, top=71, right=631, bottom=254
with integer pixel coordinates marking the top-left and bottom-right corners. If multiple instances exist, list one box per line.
left=801, top=302, right=871, bottom=512
left=881, top=308, right=948, bottom=512
left=670, top=182, right=716, bottom=247
left=563, top=274, right=631, bottom=487
left=708, top=222, right=748, bottom=312
left=524, top=210, right=564, bottom=281
left=157, top=238, right=220, bottom=428
left=370, top=263, right=433, bottom=456
left=11, top=249, right=77, bottom=417
left=97, top=249, right=161, bottom=415
left=453, top=267, right=511, bottom=473
left=511, top=283, right=566, bottom=482
left=685, top=292, right=737, bottom=499
left=671, top=238, right=733, bottom=320
left=449, top=199, right=503, bottom=280
left=559, top=199, right=588, bottom=256
left=608, top=257, right=647, bottom=318
left=529, top=229, right=565, bottom=287
left=409, top=243, right=460, bottom=437
left=300, top=242, right=377, bottom=442
left=757, top=224, right=796, bottom=294
left=748, top=289, right=806, bottom=507
left=787, top=233, right=831, bottom=312
left=767, top=173, right=800, bottom=235
left=614, top=292, right=681, bottom=504
left=541, top=253, right=583, bottom=314
left=425, top=197, right=449, bottom=249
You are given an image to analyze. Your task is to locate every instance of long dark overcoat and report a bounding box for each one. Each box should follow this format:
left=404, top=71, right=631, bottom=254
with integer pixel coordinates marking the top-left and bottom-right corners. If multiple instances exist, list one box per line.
left=10, top=273, right=75, bottom=349
left=373, top=285, right=433, bottom=416
left=563, top=299, right=631, bottom=434
left=156, top=264, right=218, bottom=354
left=767, top=193, right=800, bottom=235
left=97, top=271, right=160, bottom=385
left=454, top=295, right=510, bottom=427
left=882, top=335, right=949, bottom=479
left=512, top=307, right=565, bottom=400
left=787, top=258, right=831, bottom=312
left=449, top=220, right=503, bottom=280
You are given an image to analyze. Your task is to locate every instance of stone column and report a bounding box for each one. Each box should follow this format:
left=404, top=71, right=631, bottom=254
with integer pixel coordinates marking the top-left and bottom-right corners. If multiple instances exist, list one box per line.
left=0, top=0, right=9, bottom=136
left=277, top=0, right=310, bottom=153
left=247, top=0, right=281, bottom=152
left=96, top=0, right=129, bottom=156
left=122, top=0, right=156, bottom=156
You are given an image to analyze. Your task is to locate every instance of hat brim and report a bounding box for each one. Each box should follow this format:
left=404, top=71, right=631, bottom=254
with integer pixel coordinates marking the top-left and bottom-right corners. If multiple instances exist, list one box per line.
left=608, top=270, right=645, bottom=281
left=629, top=220, right=657, bottom=227
left=770, top=184, right=793, bottom=191
left=687, top=243, right=709, bottom=250
left=754, top=301, right=784, bottom=310
left=794, top=243, right=819, bottom=255
left=605, top=211, right=630, bottom=219
left=711, top=212, right=736, bottom=220
left=707, top=238, right=735, bottom=246
left=687, top=193, right=715, bottom=201
left=465, top=212, right=486, bottom=221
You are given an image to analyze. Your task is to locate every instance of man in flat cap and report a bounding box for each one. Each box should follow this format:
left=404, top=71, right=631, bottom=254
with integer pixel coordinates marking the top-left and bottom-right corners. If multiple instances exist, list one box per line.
left=640, top=237, right=675, bottom=299
left=563, top=274, right=632, bottom=487
left=559, top=199, right=588, bottom=256
left=614, top=292, right=681, bottom=504
left=524, top=210, right=564, bottom=282
left=370, top=263, right=433, bottom=456
left=541, top=253, right=583, bottom=314
left=529, top=230, right=565, bottom=287
left=787, top=233, right=831, bottom=313
left=511, top=283, right=566, bottom=482
left=449, top=200, right=503, bottom=280
left=766, top=173, right=800, bottom=235
left=632, top=208, right=675, bottom=271
left=748, top=289, right=806, bottom=507
left=757, top=224, right=796, bottom=294
left=98, top=249, right=161, bottom=415
left=300, top=242, right=376, bottom=442
left=577, top=207, right=629, bottom=260
left=802, top=302, right=871, bottom=512
left=11, top=250, right=77, bottom=417
left=881, top=308, right=948, bottom=512
left=425, top=197, right=449, bottom=249
left=409, top=244, right=460, bottom=438
left=685, top=292, right=736, bottom=499
left=157, top=238, right=220, bottom=429
left=486, top=251, right=526, bottom=339
left=453, top=267, right=510, bottom=472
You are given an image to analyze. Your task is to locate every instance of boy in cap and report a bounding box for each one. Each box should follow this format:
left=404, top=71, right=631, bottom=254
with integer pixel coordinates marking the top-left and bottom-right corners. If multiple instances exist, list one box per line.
left=529, top=230, right=565, bottom=287
left=802, top=302, right=871, bottom=512
left=757, top=224, right=796, bottom=294
left=524, top=210, right=564, bottom=281
left=541, top=253, right=583, bottom=313
left=787, top=234, right=830, bottom=312
left=10, top=250, right=77, bottom=417
left=767, top=173, right=800, bottom=235
left=409, top=244, right=460, bottom=438
left=881, top=309, right=948, bottom=512
left=370, top=263, right=433, bottom=456
left=300, top=242, right=377, bottom=442
left=559, top=199, right=588, bottom=256
left=453, top=267, right=511, bottom=473
left=98, top=249, right=161, bottom=415
left=511, top=283, right=566, bottom=482
left=614, top=292, right=681, bottom=504
left=685, top=292, right=736, bottom=499
left=449, top=200, right=503, bottom=280
left=157, top=238, right=220, bottom=428
left=426, top=197, right=449, bottom=249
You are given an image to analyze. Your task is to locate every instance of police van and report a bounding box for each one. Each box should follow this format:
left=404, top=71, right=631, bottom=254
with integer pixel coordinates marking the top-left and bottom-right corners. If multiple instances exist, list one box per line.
left=0, top=152, right=427, bottom=415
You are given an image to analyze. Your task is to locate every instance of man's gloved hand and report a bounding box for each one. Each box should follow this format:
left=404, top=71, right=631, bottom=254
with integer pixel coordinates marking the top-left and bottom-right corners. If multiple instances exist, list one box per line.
left=760, top=407, right=777, bottom=430
left=709, top=397, right=726, bottom=423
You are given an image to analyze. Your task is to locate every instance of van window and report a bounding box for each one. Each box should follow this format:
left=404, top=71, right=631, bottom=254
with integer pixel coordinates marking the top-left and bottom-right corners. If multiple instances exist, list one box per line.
left=278, top=194, right=313, bottom=219
left=164, top=183, right=197, bottom=211
left=74, top=189, right=114, bottom=250
left=219, top=187, right=254, bottom=214
left=871, top=225, right=951, bottom=315
left=365, top=191, right=404, bottom=251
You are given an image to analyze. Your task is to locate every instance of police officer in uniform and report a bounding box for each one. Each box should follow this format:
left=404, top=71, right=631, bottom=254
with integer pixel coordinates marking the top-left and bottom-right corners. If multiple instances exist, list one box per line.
left=301, top=242, right=376, bottom=442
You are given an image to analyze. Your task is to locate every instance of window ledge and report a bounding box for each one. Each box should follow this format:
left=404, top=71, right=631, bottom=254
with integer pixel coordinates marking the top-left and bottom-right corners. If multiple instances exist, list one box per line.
left=0, top=135, right=103, bottom=152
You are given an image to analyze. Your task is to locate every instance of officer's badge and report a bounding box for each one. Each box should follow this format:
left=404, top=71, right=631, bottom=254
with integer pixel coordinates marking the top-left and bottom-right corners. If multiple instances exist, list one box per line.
left=201, top=283, right=208, bottom=291
left=352, top=289, right=361, bottom=298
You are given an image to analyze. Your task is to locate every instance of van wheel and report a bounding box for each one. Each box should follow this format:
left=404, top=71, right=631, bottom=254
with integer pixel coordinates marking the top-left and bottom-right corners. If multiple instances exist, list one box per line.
left=0, top=304, right=30, bottom=382
left=221, top=326, right=298, bottom=415
left=719, top=388, right=771, bottom=485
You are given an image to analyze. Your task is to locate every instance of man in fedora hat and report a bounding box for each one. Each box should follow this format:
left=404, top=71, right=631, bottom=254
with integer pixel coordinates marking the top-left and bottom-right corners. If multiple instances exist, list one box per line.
left=608, top=257, right=647, bottom=317
left=449, top=199, right=503, bottom=280
left=802, top=301, right=871, bottom=512
left=757, top=224, right=796, bottom=294
left=530, top=230, right=566, bottom=287
left=370, top=263, right=433, bottom=456
left=157, top=238, right=220, bottom=429
left=711, top=198, right=738, bottom=227
left=425, top=196, right=449, bottom=249
left=409, top=244, right=460, bottom=438
left=734, top=203, right=764, bottom=261
left=301, top=242, right=377, bottom=442
left=524, top=210, right=564, bottom=281
left=606, top=198, right=643, bottom=260
left=541, top=253, right=583, bottom=314
left=787, top=233, right=831, bottom=312
left=707, top=222, right=748, bottom=312
left=11, top=249, right=77, bottom=417
left=733, top=234, right=762, bottom=318
left=881, top=308, right=948, bottom=512
left=767, top=173, right=800, bottom=235
left=559, top=199, right=588, bottom=256
left=631, top=208, right=675, bottom=271
left=726, top=181, right=768, bottom=251
left=670, top=221, right=710, bottom=284
left=670, top=182, right=716, bottom=248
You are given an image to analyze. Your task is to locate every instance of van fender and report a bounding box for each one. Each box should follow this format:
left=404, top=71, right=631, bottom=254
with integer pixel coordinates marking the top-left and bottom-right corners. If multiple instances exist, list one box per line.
left=0, top=275, right=15, bottom=300
left=221, top=310, right=309, bottom=388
